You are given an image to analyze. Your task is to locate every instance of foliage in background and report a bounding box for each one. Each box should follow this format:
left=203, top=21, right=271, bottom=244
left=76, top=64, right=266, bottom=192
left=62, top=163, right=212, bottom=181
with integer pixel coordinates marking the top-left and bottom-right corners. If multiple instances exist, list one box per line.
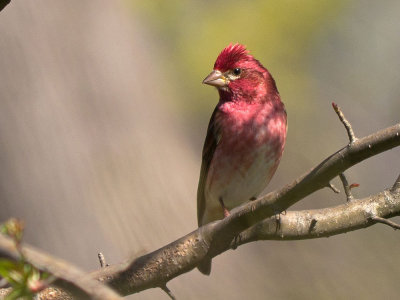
left=128, top=0, right=350, bottom=120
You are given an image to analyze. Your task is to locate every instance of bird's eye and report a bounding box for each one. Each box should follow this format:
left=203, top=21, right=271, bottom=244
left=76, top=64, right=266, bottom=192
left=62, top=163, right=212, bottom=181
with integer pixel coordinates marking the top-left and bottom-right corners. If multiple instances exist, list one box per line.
left=233, top=68, right=241, bottom=76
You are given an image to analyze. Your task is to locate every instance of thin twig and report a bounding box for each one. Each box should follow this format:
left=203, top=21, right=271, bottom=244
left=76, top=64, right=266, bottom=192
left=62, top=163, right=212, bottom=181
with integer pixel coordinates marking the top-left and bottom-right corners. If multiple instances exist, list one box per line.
left=391, top=174, right=400, bottom=193
left=326, top=182, right=340, bottom=193
left=98, top=252, right=107, bottom=268
left=339, top=173, right=354, bottom=202
left=370, top=216, right=400, bottom=230
left=160, top=285, right=176, bottom=300
left=233, top=184, right=400, bottom=244
left=332, top=102, right=357, bottom=143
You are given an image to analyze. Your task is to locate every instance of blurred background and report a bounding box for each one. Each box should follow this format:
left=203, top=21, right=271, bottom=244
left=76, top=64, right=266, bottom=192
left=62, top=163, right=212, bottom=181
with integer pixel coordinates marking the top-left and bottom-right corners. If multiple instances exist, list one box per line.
left=0, top=0, right=399, bottom=299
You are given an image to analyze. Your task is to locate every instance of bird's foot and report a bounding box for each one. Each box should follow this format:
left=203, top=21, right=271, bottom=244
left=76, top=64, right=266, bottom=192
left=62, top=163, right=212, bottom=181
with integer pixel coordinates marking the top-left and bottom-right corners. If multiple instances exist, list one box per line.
left=219, top=197, right=231, bottom=218
left=232, top=234, right=240, bottom=250
left=223, top=207, right=231, bottom=218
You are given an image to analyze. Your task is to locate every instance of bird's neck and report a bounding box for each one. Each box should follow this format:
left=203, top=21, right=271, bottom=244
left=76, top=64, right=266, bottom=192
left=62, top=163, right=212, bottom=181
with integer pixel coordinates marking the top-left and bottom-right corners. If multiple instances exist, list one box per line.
left=218, top=83, right=279, bottom=105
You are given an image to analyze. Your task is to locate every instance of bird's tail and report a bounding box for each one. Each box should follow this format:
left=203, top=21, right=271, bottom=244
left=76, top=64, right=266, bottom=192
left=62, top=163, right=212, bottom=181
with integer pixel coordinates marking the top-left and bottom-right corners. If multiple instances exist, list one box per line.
left=197, top=257, right=212, bottom=275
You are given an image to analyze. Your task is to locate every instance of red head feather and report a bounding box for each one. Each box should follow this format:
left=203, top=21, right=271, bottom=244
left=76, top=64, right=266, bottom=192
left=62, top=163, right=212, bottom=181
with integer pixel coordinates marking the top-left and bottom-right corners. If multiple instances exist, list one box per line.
left=213, top=43, right=267, bottom=77
left=208, top=43, right=278, bottom=101
left=214, top=43, right=252, bottom=72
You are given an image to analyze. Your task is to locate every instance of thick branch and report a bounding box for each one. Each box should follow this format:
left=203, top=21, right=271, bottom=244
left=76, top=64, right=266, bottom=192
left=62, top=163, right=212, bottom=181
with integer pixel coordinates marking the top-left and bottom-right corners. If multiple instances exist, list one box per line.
left=202, top=123, right=400, bottom=260
left=234, top=186, right=400, bottom=244
left=90, top=123, right=400, bottom=296
left=0, top=234, right=122, bottom=300
left=2, top=123, right=399, bottom=298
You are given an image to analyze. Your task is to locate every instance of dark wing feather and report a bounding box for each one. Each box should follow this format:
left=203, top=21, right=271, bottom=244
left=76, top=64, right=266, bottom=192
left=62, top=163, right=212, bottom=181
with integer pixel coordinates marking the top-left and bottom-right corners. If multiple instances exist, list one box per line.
left=197, top=106, right=221, bottom=227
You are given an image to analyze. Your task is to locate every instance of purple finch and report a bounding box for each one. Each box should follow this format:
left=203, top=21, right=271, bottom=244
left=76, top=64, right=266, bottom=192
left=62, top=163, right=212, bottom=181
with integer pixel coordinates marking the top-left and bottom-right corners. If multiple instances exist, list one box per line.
left=197, top=44, right=287, bottom=275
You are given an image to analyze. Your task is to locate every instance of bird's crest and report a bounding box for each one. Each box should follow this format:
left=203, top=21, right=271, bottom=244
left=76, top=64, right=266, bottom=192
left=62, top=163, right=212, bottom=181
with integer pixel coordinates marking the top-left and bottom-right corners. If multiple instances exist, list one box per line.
left=214, top=43, right=251, bottom=72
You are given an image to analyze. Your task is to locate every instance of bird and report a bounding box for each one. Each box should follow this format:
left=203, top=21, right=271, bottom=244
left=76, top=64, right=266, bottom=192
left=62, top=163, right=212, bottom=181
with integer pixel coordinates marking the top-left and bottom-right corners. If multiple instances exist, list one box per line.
left=197, top=43, right=287, bottom=275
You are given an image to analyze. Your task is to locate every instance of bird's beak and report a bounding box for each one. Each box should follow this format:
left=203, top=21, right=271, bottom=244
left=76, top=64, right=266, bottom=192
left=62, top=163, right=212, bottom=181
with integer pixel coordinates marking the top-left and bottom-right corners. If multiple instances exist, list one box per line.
left=202, top=70, right=227, bottom=87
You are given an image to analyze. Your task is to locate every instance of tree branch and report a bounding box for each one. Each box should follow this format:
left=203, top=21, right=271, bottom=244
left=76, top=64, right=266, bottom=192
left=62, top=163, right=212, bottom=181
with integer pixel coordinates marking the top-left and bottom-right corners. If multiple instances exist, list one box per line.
left=0, top=234, right=122, bottom=299
left=391, top=174, right=400, bottom=193
left=326, top=181, right=340, bottom=193
left=370, top=216, right=400, bottom=230
left=339, top=172, right=354, bottom=201
left=332, top=102, right=357, bottom=143
left=2, top=122, right=399, bottom=298
left=89, top=122, right=400, bottom=296
left=98, top=253, right=108, bottom=268
left=234, top=180, right=400, bottom=244
left=160, top=284, right=176, bottom=300
left=0, top=0, right=10, bottom=12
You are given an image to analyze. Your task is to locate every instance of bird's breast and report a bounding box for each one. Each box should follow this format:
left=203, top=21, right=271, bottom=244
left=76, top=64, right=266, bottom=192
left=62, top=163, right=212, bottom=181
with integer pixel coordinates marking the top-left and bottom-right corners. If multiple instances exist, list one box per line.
left=218, top=100, right=286, bottom=152
left=202, top=100, right=287, bottom=223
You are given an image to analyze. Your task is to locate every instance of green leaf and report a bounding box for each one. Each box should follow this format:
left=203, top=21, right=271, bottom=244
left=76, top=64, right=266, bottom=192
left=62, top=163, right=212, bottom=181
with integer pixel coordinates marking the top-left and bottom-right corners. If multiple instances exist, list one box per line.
left=0, top=259, right=21, bottom=282
left=5, top=288, right=23, bottom=300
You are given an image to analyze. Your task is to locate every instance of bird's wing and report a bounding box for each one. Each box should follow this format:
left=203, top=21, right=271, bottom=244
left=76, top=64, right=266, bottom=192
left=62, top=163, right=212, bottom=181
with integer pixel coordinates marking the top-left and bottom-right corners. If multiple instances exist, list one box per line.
left=197, top=106, right=222, bottom=227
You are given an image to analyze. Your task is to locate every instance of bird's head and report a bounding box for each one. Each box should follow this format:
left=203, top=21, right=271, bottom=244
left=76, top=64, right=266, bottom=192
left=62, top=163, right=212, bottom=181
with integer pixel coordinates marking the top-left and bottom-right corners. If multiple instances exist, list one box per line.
left=203, top=43, right=278, bottom=101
